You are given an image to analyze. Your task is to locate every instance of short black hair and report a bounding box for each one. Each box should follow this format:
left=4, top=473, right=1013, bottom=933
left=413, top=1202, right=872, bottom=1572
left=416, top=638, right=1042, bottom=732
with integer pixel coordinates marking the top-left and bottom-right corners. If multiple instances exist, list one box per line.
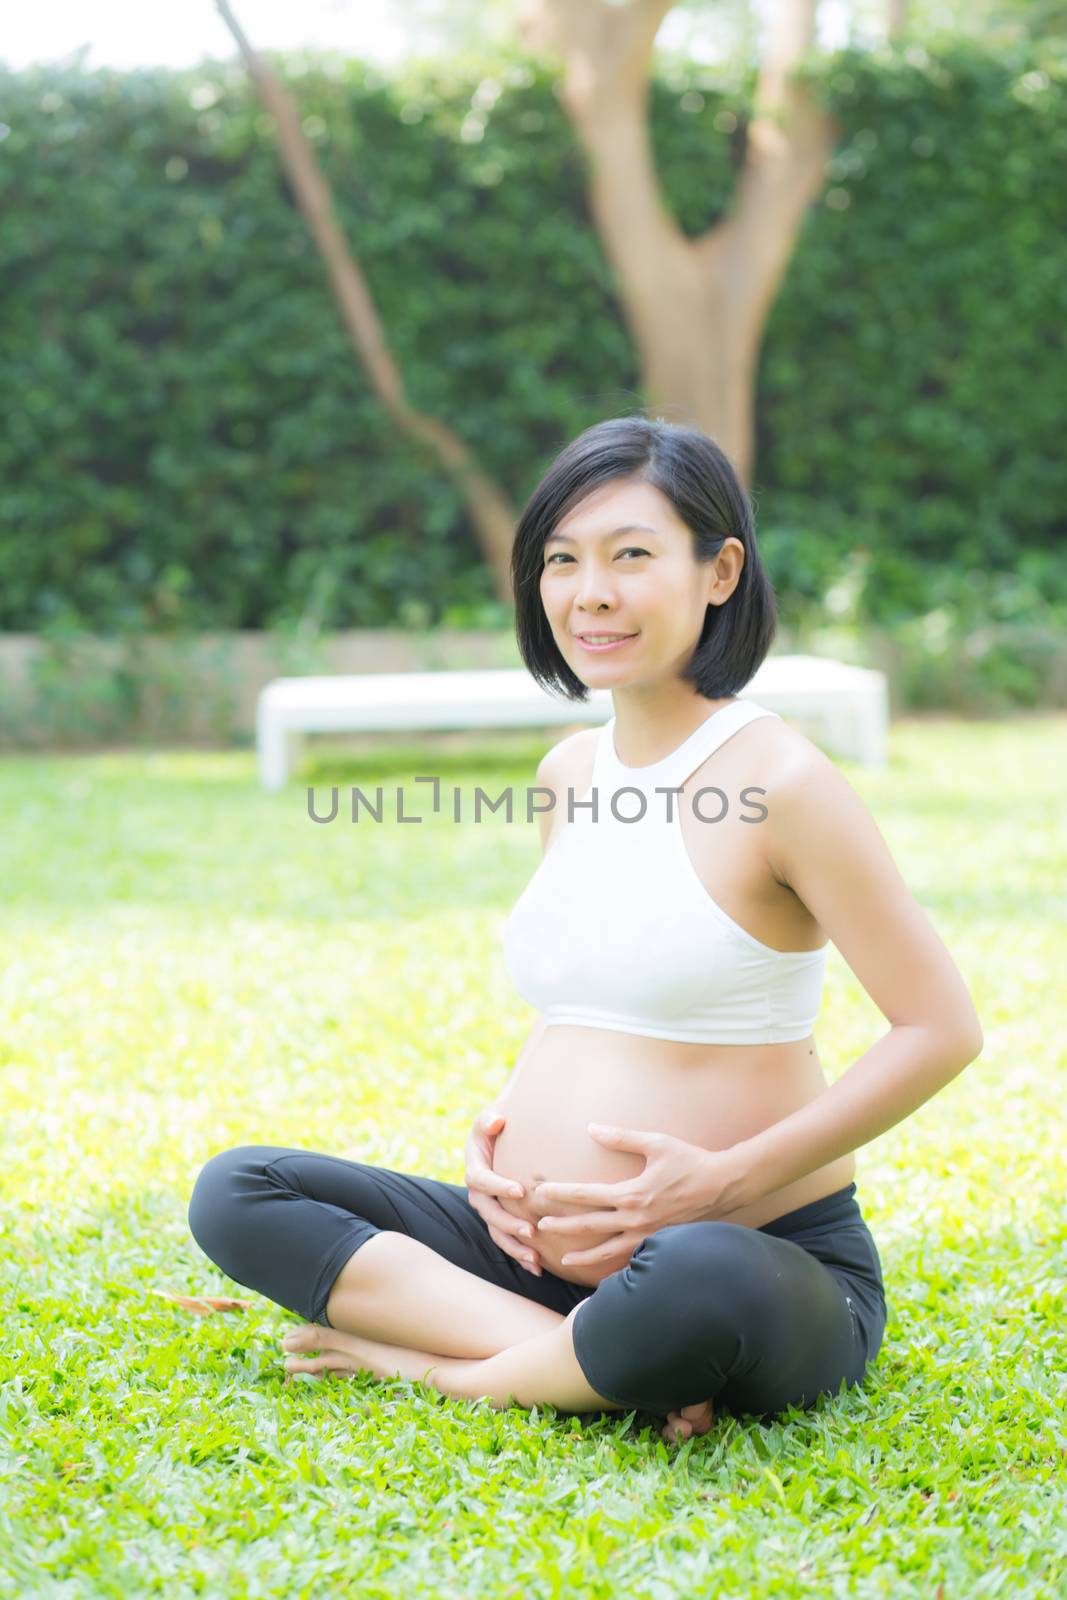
left=511, top=413, right=778, bottom=702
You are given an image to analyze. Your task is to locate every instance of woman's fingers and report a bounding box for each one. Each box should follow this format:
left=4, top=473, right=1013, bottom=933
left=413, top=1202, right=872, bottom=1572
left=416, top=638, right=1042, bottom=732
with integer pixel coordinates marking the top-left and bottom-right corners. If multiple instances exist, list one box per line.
left=482, top=1196, right=541, bottom=1255
left=487, top=1223, right=542, bottom=1275
left=467, top=1163, right=524, bottom=1200
left=466, top=1111, right=537, bottom=1271
left=479, top=1196, right=543, bottom=1271
left=465, top=1114, right=523, bottom=1199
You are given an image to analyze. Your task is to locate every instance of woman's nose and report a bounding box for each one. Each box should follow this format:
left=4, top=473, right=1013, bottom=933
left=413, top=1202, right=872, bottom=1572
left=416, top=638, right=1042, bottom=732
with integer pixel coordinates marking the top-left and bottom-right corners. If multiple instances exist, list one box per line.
left=574, top=576, right=617, bottom=610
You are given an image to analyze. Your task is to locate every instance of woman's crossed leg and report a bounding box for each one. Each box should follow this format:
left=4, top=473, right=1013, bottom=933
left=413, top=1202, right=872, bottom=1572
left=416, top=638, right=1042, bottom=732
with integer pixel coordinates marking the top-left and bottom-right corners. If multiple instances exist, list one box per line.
left=187, top=1144, right=870, bottom=1432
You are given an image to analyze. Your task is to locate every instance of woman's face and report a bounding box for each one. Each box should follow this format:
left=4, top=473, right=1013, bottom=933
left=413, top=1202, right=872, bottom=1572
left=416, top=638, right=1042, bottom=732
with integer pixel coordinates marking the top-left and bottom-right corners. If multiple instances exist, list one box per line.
left=539, top=479, right=743, bottom=689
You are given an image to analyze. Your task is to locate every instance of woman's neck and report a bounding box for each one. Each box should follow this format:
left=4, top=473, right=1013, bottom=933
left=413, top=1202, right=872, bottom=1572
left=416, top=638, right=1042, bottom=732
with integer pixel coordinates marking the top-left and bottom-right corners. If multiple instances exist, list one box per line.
left=609, top=691, right=737, bottom=768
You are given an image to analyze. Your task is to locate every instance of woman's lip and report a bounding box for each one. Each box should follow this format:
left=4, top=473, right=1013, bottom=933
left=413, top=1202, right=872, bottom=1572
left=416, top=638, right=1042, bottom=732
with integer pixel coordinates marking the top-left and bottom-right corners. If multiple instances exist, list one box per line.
left=576, top=633, right=638, bottom=652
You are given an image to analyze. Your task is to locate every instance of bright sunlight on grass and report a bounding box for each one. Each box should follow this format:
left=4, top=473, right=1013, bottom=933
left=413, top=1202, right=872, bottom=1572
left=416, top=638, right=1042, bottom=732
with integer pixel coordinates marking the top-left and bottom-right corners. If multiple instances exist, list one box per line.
left=1, top=716, right=1064, bottom=1596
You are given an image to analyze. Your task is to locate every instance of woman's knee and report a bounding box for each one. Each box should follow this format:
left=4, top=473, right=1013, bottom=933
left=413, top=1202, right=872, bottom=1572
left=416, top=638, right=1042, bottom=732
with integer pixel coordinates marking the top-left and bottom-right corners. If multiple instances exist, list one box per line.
left=573, top=1223, right=797, bottom=1411
left=624, top=1222, right=783, bottom=1339
left=187, top=1144, right=273, bottom=1257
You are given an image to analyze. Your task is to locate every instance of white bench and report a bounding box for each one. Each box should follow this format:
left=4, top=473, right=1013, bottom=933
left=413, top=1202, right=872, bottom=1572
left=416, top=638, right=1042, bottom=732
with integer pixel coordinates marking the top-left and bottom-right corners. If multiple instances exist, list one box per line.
left=256, top=653, right=888, bottom=790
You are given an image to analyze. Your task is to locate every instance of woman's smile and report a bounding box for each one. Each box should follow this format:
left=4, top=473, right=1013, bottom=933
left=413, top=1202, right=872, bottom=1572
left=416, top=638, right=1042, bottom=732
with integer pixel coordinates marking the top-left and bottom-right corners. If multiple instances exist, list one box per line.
left=575, top=631, right=639, bottom=653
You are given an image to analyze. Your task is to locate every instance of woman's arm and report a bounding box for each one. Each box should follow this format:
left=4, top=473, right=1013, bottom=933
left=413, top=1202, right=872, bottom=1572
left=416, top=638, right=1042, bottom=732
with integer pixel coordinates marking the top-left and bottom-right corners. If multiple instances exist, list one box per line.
left=714, top=744, right=984, bottom=1213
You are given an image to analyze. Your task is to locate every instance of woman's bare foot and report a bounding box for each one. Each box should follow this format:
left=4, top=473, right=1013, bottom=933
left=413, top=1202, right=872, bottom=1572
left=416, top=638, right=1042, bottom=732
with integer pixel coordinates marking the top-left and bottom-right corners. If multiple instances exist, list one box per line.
left=281, top=1318, right=715, bottom=1441
left=280, top=1321, right=442, bottom=1387
left=661, top=1399, right=715, bottom=1445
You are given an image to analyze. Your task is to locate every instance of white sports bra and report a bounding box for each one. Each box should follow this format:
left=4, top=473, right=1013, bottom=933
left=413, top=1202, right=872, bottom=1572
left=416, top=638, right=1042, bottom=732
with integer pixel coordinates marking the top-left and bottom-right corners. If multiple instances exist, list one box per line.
left=501, top=697, right=828, bottom=1045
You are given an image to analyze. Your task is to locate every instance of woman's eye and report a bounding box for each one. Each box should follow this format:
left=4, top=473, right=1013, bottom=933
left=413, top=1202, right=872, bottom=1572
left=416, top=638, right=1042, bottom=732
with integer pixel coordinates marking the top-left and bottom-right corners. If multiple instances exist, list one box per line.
left=545, top=548, right=648, bottom=566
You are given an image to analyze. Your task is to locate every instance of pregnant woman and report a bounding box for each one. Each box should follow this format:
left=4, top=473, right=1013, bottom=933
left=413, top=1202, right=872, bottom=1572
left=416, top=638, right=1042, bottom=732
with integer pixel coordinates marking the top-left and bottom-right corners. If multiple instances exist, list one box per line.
left=188, top=416, right=983, bottom=1442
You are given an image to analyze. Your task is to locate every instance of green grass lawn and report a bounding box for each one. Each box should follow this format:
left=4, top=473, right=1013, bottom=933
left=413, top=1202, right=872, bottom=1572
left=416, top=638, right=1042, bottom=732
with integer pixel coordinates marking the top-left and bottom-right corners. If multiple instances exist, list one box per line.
left=1, top=716, right=1064, bottom=1597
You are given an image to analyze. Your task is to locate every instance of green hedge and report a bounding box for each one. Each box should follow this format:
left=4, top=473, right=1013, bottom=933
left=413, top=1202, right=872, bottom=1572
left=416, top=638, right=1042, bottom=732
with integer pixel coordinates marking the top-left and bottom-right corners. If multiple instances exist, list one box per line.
left=1, top=38, right=1064, bottom=644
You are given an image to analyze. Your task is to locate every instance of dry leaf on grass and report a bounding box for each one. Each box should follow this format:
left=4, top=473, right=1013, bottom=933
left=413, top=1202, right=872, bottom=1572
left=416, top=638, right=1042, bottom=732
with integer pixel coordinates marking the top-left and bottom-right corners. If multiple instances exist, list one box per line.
left=151, top=1290, right=254, bottom=1316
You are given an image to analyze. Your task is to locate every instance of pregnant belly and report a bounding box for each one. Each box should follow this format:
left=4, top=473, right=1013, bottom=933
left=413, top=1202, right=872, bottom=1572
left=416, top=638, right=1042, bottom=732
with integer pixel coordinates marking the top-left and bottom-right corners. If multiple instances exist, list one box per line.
left=489, top=1022, right=852, bottom=1287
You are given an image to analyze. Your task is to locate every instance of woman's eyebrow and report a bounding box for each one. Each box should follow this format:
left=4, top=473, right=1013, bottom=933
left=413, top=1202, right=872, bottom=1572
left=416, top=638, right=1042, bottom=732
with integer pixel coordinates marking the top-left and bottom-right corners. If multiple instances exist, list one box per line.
left=544, top=523, right=660, bottom=546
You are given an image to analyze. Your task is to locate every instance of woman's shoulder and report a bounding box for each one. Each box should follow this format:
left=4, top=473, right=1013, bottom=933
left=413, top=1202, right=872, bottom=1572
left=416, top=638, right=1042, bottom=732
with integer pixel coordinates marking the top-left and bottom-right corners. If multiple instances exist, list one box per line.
left=534, top=723, right=601, bottom=792
left=746, top=706, right=833, bottom=782
left=713, top=707, right=857, bottom=848
left=743, top=712, right=882, bottom=890
left=533, top=725, right=601, bottom=854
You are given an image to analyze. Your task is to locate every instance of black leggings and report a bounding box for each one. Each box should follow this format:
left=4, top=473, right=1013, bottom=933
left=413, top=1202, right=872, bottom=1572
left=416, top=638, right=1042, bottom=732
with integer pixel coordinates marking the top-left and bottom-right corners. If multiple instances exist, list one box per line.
left=188, top=1145, right=888, bottom=1420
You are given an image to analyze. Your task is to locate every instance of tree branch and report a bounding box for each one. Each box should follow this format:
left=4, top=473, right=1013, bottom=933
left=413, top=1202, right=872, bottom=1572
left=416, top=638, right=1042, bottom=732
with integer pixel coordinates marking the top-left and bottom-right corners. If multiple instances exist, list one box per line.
left=215, top=0, right=518, bottom=598
left=696, top=0, right=837, bottom=330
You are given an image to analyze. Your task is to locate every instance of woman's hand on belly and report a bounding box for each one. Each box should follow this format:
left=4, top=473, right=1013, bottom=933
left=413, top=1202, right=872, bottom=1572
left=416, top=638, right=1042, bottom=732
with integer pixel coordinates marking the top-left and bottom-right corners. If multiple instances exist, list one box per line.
left=493, top=1117, right=746, bottom=1285
left=494, top=1189, right=628, bottom=1287
left=485, top=1023, right=754, bottom=1282
left=490, top=1113, right=647, bottom=1284
left=495, top=1196, right=627, bottom=1280
left=493, top=1138, right=654, bottom=1286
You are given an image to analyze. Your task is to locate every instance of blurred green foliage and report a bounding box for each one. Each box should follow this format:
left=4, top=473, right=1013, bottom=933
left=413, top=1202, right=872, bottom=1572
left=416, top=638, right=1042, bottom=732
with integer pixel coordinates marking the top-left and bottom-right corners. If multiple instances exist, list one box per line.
left=0, top=37, right=1064, bottom=659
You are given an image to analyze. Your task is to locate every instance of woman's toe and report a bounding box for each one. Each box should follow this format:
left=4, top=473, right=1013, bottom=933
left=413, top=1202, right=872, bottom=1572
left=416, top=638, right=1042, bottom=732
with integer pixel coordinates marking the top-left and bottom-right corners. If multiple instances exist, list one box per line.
left=662, top=1413, right=693, bottom=1444
left=284, top=1355, right=326, bottom=1377
left=284, top=1352, right=352, bottom=1378
left=679, top=1400, right=714, bottom=1433
left=281, top=1323, right=326, bottom=1352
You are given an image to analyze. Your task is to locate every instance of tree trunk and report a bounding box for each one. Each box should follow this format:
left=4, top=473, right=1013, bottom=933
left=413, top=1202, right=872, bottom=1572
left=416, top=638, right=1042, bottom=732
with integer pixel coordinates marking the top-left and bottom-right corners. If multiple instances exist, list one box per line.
left=517, top=0, right=838, bottom=485
left=886, top=0, right=908, bottom=38
left=215, top=0, right=518, bottom=604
